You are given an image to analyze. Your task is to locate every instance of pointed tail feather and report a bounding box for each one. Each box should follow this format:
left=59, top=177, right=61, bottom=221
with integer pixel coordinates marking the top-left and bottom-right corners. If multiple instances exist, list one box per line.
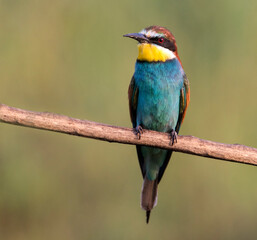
left=141, top=177, right=158, bottom=223
left=146, top=210, right=151, bottom=224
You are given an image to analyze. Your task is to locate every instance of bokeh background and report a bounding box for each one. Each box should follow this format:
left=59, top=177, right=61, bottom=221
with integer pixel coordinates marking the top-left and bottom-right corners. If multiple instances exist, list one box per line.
left=1, top=0, right=257, bottom=239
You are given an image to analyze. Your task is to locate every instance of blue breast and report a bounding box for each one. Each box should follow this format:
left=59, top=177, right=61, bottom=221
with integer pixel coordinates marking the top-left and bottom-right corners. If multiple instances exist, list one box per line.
left=134, top=59, right=185, bottom=132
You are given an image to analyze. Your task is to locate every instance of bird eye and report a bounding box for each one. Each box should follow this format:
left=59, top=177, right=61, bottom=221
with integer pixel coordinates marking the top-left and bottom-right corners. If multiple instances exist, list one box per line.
left=158, top=38, right=164, bottom=43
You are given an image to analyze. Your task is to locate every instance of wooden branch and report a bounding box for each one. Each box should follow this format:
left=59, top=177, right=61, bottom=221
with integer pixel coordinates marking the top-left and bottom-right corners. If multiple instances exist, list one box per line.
left=0, top=103, right=257, bottom=166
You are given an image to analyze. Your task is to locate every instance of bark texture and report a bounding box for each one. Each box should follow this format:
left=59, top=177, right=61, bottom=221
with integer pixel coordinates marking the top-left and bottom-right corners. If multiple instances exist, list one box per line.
left=0, top=104, right=257, bottom=166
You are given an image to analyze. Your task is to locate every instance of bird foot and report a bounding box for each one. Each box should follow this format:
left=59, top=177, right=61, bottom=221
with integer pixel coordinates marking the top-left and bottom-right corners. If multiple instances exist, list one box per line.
left=169, top=129, right=178, bottom=145
left=134, top=125, right=144, bottom=140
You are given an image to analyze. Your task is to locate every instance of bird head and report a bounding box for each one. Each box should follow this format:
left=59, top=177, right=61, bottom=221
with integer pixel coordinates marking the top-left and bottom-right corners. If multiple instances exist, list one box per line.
left=124, top=26, right=181, bottom=63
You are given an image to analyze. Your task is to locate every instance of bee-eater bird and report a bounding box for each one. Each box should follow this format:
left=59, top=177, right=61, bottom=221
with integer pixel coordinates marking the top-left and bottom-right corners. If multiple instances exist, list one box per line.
left=124, top=26, right=190, bottom=223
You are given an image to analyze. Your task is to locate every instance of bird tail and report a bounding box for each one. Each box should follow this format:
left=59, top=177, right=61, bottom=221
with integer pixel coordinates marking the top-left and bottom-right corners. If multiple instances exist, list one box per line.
left=141, top=177, right=158, bottom=223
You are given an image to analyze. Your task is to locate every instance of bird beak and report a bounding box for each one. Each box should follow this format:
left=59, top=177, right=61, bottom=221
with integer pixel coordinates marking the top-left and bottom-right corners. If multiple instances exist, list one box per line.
left=123, top=33, right=149, bottom=43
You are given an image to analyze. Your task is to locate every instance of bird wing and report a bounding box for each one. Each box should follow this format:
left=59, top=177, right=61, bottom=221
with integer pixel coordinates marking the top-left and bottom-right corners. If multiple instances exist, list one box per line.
left=128, top=76, right=146, bottom=177
left=128, top=75, right=138, bottom=128
left=175, top=74, right=190, bottom=133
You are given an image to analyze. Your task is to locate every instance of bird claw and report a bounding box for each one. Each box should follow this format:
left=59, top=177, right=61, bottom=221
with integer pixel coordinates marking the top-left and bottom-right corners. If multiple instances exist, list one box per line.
left=169, top=129, right=178, bottom=145
left=134, top=125, right=144, bottom=140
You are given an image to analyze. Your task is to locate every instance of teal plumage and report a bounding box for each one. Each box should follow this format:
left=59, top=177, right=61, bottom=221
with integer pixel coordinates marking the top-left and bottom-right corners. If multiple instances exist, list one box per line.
left=125, top=26, right=190, bottom=223
left=134, top=60, right=184, bottom=132
left=134, top=59, right=184, bottom=177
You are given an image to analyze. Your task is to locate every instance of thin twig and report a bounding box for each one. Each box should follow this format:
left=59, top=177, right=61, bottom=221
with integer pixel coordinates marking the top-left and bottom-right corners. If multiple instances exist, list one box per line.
left=0, top=103, right=257, bottom=166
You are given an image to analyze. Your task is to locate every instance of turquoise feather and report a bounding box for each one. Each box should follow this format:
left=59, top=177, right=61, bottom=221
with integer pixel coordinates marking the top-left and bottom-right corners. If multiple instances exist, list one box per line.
left=133, top=59, right=185, bottom=180
left=134, top=59, right=184, bottom=132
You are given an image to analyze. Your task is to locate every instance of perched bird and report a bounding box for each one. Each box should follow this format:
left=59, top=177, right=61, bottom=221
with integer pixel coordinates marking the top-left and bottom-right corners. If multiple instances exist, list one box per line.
left=124, top=26, right=190, bottom=223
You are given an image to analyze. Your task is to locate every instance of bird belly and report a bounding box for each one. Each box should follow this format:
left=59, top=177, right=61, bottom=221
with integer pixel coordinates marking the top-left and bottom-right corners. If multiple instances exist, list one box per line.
left=137, top=86, right=180, bottom=133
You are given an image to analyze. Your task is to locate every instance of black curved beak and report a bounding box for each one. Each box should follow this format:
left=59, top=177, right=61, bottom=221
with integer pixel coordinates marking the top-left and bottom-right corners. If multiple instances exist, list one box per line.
left=123, top=33, right=149, bottom=43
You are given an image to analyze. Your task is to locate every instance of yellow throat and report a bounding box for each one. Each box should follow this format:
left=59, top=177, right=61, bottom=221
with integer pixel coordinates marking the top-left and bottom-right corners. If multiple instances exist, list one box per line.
left=137, top=43, right=176, bottom=62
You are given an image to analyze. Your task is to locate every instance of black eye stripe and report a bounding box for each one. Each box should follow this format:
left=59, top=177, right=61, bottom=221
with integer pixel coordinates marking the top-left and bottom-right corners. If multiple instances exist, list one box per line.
left=149, top=37, right=164, bottom=41
left=149, top=37, right=176, bottom=52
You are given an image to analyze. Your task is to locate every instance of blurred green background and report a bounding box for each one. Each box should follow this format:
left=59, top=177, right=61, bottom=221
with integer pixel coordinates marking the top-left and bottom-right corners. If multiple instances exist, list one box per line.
left=0, top=0, right=257, bottom=239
